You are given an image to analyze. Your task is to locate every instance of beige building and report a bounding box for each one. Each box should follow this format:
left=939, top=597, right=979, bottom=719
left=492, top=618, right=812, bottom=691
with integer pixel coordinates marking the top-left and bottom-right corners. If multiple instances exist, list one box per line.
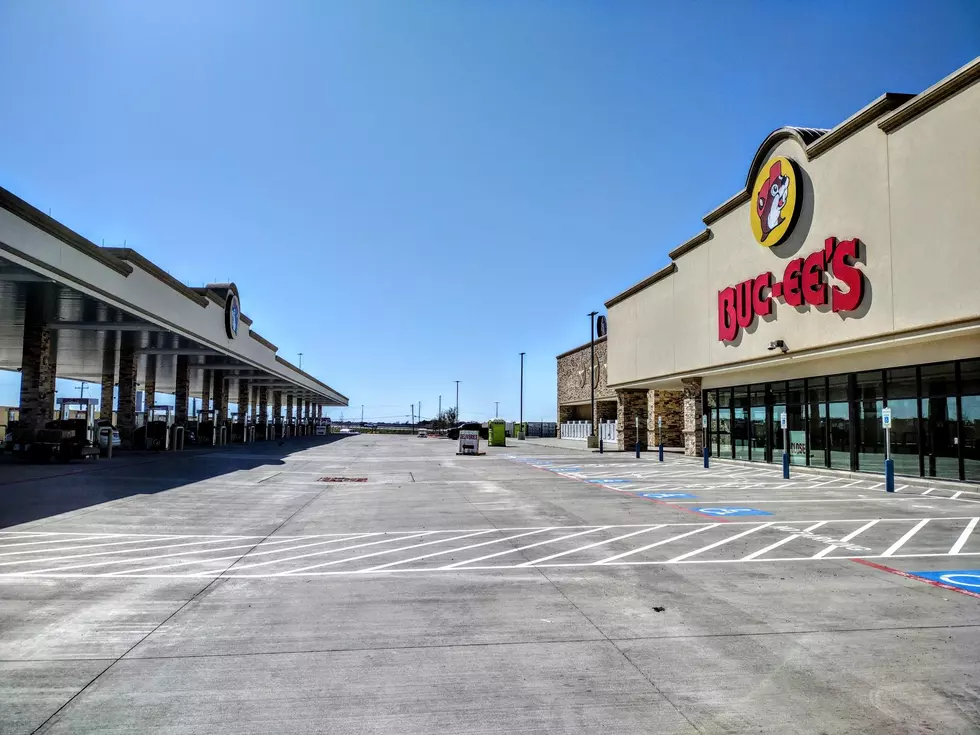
left=564, top=58, right=980, bottom=481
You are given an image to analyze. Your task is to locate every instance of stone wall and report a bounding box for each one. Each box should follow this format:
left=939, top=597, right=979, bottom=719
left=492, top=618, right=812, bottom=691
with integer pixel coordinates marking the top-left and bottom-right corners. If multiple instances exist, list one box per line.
left=682, top=377, right=703, bottom=456
left=556, top=337, right=614, bottom=432
left=648, top=390, right=684, bottom=447
left=616, top=389, right=648, bottom=451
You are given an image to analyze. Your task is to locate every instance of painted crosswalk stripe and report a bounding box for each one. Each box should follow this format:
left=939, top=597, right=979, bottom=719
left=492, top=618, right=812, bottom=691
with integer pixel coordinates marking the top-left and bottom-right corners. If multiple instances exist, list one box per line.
left=0, top=534, right=119, bottom=550
left=366, top=528, right=560, bottom=571
left=881, top=519, right=930, bottom=557
left=434, top=527, right=609, bottom=570
left=741, top=522, right=826, bottom=561
left=594, top=525, right=717, bottom=564
left=279, top=530, right=503, bottom=575
left=0, top=535, right=256, bottom=566
left=949, top=518, right=978, bottom=555
left=667, top=523, right=774, bottom=563
left=517, top=526, right=665, bottom=567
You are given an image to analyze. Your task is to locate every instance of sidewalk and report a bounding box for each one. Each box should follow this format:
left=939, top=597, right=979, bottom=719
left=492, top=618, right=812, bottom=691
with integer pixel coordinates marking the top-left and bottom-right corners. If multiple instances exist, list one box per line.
left=515, top=436, right=685, bottom=454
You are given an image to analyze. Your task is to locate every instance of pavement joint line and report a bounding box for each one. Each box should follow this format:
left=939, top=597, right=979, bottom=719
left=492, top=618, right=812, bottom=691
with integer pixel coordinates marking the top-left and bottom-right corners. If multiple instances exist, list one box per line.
left=20, top=536, right=317, bottom=575
left=205, top=533, right=441, bottom=575
left=23, top=462, right=335, bottom=735
left=0, top=536, right=260, bottom=566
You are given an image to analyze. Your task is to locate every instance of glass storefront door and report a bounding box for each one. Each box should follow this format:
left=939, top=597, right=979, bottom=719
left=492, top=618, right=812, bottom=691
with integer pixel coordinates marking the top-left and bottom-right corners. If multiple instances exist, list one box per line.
left=922, top=396, right=959, bottom=480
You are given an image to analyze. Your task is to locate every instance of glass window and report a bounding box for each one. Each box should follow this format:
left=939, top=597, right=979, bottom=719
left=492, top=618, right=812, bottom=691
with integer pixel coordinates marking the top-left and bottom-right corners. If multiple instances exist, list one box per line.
left=855, top=371, right=884, bottom=473
left=921, top=362, right=956, bottom=398
left=828, top=399, right=850, bottom=469
left=962, top=361, right=980, bottom=482
left=886, top=367, right=920, bottom=476
left=807, top=378, right=828, bottom=468
left=718, top=388, right=732, bottom=460
left=829, top=374, right=849, bottom=403
left=733, top=386, right=749, bottom=460
left=922, top=395, right=959, bottom=480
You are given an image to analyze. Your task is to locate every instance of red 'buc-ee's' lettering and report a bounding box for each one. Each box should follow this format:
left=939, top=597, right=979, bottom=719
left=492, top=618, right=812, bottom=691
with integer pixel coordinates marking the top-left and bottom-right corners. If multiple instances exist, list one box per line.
left=717, top=237, right=866, bottom=342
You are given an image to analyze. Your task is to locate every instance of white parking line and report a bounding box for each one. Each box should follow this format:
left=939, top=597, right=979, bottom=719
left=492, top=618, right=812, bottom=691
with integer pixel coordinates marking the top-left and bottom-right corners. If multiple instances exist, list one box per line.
left=881, top=519, right=930, bottom=556
left=741, top=522, right=826, bottom=561
left=921, top=489, right=935, bottom=495
left=667, top=523, right=774, bottom=563
left=950, top=518, right=978, bottom=555
left=0, top=534, right=119, bottom=550
left=0, top=535, right=254, bottom=566
left=517, top=526, right=665, bottom=567
left=594, top=525, right=716, bottom=564
left=368, top=528, right=559, bottom=571
left=434, top=527, right=610, bottom=570
left=951, top=491, right=964, bottom=500
left=280, top=530, right=502, bottom=575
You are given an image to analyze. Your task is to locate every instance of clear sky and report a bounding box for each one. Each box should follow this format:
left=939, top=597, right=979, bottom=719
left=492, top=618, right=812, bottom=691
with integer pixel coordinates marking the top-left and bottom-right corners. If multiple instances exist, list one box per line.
left=1, top=1, right=978, bottom=423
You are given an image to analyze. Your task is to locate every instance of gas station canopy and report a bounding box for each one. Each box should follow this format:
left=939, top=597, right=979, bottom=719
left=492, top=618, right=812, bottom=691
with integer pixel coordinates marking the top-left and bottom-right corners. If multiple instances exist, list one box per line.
left=0, top=185, right=347, bottom=407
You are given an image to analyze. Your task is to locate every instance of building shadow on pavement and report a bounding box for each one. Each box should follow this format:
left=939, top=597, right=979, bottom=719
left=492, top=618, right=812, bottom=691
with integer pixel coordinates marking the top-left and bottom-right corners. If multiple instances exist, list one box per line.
left=0, top=434, right=354, bottom=529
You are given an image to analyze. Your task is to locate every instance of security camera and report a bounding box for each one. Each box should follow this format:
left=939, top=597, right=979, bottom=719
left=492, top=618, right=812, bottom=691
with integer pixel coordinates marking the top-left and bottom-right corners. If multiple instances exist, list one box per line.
left=768, top=340, right=789, bottom=353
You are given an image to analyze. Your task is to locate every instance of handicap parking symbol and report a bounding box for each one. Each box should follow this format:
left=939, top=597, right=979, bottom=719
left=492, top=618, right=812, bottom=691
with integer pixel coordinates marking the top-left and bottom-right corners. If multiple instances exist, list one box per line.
left=639, top=492, right=696, bottom=499
left=588, top=478, right=632, bottom=484
left=908, top=570, right=980, bottom=595
left=693, top=507, right=772, bottom=517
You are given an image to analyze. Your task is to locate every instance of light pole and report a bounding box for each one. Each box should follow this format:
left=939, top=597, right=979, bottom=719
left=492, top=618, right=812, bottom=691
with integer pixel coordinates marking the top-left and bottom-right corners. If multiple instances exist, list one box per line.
left=455, top=381, right=460, bottom=425
left=298, top=352, right=303, bottom=370
left=588, top=311, right=598, bottom=441
left=519, top=352, right=525, bottom=439
left=495, top=401, right=499, bottom=418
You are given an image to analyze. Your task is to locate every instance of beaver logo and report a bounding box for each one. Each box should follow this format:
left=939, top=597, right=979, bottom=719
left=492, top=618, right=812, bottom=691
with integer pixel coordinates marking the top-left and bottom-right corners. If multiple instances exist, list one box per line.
left=750, top=156, right=801, bottom=247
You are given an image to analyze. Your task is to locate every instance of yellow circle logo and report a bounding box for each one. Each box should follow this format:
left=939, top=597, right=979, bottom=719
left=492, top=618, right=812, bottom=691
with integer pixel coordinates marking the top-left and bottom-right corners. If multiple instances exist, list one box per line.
left=750, top=156, right=800, bottom=247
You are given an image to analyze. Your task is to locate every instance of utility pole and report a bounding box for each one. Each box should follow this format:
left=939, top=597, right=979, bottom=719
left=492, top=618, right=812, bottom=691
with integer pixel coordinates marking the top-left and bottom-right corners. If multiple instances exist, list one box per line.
left=455, top=381, right=460, bottom=425
left=495, top=401, right=499, bottom=418
left=439, top=395, right=442, bottom=426
left=361, top=405, right=364, bottom=425
left=519, top=352, right=525, bottom=439
left=418, top=401, right=421, bottom=423
left=411, top=405, right=415, bottom=432
left=298, top=352, right=303, bottom=370
left=588, top=311, right=598, bottom=439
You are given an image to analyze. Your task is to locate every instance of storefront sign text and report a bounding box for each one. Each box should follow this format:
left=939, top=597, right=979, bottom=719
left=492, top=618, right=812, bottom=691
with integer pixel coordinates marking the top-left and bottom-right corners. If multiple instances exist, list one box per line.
left=718, top=237, right=866, bottom=342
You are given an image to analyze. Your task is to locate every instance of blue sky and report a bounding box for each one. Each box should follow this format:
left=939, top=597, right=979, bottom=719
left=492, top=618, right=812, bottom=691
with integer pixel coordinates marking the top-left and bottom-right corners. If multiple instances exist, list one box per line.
left=1, top=1, right=977, bottom=422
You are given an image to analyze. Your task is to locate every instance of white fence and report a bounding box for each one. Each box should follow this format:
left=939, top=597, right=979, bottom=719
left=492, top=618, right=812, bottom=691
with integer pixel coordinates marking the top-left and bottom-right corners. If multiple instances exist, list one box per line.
left=560, top=420, right=617, bottom=443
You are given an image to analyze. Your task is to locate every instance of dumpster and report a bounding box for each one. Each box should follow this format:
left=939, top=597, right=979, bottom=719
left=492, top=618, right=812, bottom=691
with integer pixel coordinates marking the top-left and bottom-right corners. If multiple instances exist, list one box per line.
left=488, top=419, right=507, bottom=447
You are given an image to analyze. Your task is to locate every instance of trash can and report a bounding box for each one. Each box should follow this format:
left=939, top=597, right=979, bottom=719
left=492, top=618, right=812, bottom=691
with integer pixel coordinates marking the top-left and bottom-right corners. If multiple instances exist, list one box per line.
left=488, top=419, right=507, bottom=447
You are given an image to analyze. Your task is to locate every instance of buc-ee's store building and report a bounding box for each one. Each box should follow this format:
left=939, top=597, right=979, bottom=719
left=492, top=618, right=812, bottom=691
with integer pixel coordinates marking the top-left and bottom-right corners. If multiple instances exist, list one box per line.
left=601, top=58, right=980, bottom=483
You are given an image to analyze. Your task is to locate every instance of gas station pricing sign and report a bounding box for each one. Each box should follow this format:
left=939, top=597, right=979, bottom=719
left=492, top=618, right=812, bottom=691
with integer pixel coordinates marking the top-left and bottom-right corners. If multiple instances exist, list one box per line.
left=718, top=237, right=866, bottom=342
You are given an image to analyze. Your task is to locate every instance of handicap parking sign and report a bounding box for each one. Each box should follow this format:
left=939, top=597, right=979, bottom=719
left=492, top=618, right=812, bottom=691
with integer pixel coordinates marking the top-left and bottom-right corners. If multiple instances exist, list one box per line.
left=909, top=569, right=980, bottom=595
left=639, top=492, right=696, bottom=499
left=693, top=507, right=772, bottom=517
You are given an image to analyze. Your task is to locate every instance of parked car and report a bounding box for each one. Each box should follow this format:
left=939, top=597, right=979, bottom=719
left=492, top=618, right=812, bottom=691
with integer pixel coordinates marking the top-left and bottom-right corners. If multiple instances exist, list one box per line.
left=96, top=420, right=122, bottom=451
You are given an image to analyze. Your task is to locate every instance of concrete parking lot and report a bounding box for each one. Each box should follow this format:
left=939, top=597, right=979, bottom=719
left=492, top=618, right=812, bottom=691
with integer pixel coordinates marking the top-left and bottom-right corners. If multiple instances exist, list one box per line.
left=1, top=434, right=979, bottom=733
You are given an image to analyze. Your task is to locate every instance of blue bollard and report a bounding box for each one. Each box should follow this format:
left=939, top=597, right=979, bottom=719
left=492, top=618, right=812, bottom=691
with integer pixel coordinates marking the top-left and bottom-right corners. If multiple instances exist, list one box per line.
left=658, top=443, right=664, bottom=462
left=782, top=451, right=790, bottom=479
left=703, top=446, right=709, bottom=468
left=599, top=438, right=603, bottom=454
left=635, top=440, right=640, bottom=459
left=885, top=458, right=895, bottom=492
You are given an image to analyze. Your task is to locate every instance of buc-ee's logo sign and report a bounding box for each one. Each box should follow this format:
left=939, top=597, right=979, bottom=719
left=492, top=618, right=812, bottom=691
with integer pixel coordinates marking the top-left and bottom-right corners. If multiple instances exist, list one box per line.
left=225, top=292, right=240, bottom=339
left=751, top=156, right=800, bottom=246
left=718, top=157, right=867, bottom=342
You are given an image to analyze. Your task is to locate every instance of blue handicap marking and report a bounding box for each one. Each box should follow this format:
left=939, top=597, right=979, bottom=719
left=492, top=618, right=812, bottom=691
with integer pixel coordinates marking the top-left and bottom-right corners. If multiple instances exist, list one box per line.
left=588, top=478, right=632, bottom=484
left=908, top=569, right=980, bottom=595
left=558, top=467, right=582, bottom=473
left=693, top=507, right=772, bottom=517
left=640, top=492, right=696, bottom=499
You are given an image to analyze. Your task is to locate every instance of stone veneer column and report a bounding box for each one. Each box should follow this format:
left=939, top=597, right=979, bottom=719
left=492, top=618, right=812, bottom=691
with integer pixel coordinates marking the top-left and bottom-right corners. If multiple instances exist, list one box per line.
left=19, top=285, right=58, bottom=431
left=100, top=333, right=116, bottom=421
left=648, top=390, right=684, bottom=448
left=174, top=355, right=190, bottom=424
left=286, top=395, right=294, bottom=433
left=305, top=400, right=312, bottom=425
left=117, top=334, right=138, bottom=448
left=143, top=353, right=157, bottom=412
left=237, top=379, right=249, bottom=425
left=259, top=387, right=269, bottom=422
left=272, top=390, right=282, bottom=424
left=201, top=370, right=212, bottom=415
left=213, top=375, right=227, bottom=422
left=681, top=378, right=703, bottom=456
left=615, top=389, right=649, bottom=451
left=250, top=385, right=258, bottom=421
